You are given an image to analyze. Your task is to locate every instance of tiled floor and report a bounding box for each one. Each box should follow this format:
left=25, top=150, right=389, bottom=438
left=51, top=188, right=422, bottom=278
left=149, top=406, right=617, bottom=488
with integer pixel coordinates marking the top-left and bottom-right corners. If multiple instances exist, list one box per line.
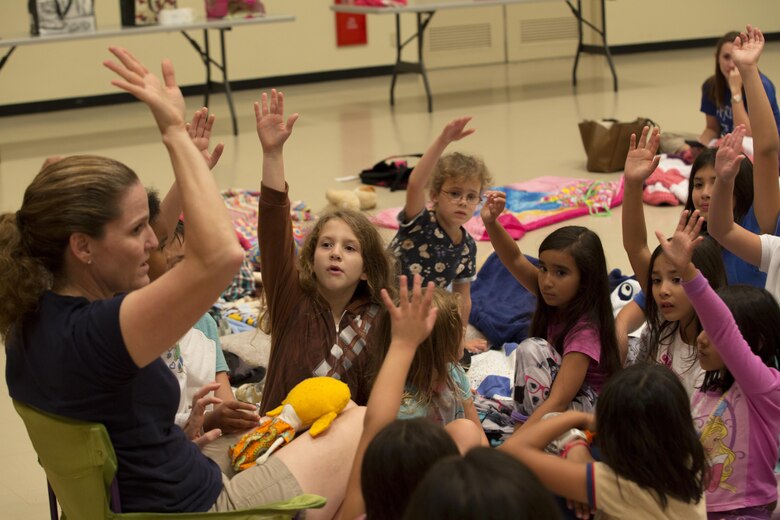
left=1, top=41, right=779, bottom=516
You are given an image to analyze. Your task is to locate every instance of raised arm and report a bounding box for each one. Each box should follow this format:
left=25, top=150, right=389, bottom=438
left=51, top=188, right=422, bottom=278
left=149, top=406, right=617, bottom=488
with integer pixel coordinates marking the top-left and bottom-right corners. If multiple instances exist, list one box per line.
left=700, top=116, right=721, bottom=146
left=658, top=210, right=780, bottom=395
left=733, top=25, right=780, bottom=233
left=256, top=89, right=299, bottom=192
left=622, top=126, right=661, bottom=293
left=480, top=190, right=539, bottom=294
left=708, top=127, right=763, bottom=267
left=104, top=48, right=244, bottom=368
left=158, top=108, right=225, bottom=245
left=728, top=68, right=752, bottom=135
left=498, top=410, right=593, bottom=504
left=341, top=275, right=437, bottom=520
left=404, top=117, right=475, bottom=218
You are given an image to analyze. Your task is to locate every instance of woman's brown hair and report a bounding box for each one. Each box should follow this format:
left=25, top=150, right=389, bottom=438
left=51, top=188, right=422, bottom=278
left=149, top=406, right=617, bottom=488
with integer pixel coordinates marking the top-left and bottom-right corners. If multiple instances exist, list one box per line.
left=0, top=155, right=139, bottom=341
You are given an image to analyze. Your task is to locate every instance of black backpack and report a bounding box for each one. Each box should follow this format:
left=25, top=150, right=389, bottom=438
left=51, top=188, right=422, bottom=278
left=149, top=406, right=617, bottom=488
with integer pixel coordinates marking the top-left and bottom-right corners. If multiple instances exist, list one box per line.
left=359, top=154, right=423, bottom=192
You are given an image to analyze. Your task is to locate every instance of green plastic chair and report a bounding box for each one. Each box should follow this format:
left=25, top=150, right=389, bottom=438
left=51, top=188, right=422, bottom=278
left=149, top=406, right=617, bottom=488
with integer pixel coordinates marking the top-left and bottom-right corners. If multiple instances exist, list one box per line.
left=13, top=400, right=326, bottom=520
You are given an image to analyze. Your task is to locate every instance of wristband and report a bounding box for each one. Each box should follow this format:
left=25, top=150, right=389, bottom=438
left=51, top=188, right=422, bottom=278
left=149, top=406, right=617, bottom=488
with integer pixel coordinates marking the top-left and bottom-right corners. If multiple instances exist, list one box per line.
left=560, top=439, right=590, bottom=459
left=732, top=94, right=743, bottom=104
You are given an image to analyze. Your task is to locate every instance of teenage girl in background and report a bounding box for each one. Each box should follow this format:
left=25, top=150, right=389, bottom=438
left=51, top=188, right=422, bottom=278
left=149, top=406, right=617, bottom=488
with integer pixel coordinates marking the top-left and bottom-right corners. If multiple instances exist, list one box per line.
left=481, top=192, right=620, bottom=428
left=699, top=29, right=780, bottom=144
left=702, top=26, right=780, bottom=304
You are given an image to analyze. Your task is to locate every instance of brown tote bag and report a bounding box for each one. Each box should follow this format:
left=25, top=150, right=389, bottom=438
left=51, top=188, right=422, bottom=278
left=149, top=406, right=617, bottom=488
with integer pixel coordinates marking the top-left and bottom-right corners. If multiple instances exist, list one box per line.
left=578, top=117, right=657, bottom=172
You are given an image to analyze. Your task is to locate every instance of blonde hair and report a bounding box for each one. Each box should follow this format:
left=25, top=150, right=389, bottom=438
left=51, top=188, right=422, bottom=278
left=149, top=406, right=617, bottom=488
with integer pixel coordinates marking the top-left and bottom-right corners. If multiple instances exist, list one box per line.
left=298, top=209, right=397, bottom=305
left=429, top=152, right=493, bottom=197
left=0, top=155, right=139, bottom=341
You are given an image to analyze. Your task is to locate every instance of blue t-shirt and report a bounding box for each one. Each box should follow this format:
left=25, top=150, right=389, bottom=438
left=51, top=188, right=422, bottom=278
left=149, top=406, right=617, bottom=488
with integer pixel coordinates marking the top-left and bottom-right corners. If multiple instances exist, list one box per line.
left=193, top=313, right=229, bottom=373
left=722, top=205, right=780, bottom=287
left=700, top=72, right=780, bottom=137
left=5, top=292, right=222, bottom=513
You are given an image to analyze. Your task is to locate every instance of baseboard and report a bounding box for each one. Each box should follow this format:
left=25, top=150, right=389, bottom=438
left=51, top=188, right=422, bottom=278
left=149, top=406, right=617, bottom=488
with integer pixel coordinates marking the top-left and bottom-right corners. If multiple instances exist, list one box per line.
left=583, top=31, right=780, bottom=56
left=2, top=32, right=779, bottom=116
left=0, top=65, right=393, bottom=117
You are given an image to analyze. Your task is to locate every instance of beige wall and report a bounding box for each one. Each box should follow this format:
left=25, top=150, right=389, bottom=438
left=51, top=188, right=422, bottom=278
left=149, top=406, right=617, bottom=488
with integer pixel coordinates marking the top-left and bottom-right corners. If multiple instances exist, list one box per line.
left=1, top=0, right=778, bottom=106
left=605, top=0, right=780, bottom=46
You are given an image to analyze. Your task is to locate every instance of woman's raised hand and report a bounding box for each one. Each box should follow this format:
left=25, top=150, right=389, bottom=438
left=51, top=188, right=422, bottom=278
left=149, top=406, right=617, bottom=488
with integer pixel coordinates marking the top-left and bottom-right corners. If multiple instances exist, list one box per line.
left=103, top=47, right=186, bottom=135
left=623, top=126, right=660, bottom=185
left=254, top=89, right=299, bottom=153
left=714, top=125, right=746, bottom=182
left=732, top=24, right=765, bottom=69
left=480, top=190, right=506, bottom=224
left=380, top=275, right=437, bottom=353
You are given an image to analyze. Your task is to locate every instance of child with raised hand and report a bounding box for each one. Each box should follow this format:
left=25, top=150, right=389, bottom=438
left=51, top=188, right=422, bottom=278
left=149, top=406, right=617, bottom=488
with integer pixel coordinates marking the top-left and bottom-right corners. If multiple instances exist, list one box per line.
left=618, top=126, right=729, bottom=395
left=255, top=89, right=396, bottom=415
left=657, top=210, right=780, bottom=519
left=372, top=286, right=488, bottom=447
left=389, top=117, right=492, bottom=354
left=341, top=274, right=462, bottom=520
left=704, top=26, right=780, bottom=303
left=481, top=192, right=621, bottom=428
left=499, top=363, right=708, bottom=519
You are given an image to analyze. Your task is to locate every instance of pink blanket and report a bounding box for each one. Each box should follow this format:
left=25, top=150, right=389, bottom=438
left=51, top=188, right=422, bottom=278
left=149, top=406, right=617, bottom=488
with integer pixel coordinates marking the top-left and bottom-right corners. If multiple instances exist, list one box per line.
left=372, top=175, right=624, bottom=241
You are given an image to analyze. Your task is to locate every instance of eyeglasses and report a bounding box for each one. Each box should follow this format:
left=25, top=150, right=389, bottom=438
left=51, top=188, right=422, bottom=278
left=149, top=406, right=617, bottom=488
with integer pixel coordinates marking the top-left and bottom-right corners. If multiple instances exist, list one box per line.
left=441, top=189, right=483, bottom=205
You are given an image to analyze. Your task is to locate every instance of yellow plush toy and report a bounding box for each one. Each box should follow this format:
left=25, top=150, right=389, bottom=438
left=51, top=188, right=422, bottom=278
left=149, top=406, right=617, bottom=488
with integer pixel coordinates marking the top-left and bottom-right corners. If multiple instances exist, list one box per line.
left=229, top=377, right=351, bottom=471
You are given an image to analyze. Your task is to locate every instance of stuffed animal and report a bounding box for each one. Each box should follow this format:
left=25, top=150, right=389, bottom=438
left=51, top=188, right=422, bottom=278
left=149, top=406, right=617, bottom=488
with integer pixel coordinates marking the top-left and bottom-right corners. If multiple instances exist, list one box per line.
left=325, top=185, right=377, bottom=211
left=229, top=377, right=351, bottom=471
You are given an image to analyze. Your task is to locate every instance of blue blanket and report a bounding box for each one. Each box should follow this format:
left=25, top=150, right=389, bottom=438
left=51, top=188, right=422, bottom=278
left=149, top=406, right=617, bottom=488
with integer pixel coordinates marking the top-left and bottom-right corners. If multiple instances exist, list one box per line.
left=469, top=252, right=630, bottom=346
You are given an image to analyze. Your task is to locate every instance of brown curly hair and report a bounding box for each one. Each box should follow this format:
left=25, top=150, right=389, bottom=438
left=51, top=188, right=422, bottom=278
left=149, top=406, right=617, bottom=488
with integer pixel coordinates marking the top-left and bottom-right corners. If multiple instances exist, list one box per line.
left=428, top=152, right=493, bottom=199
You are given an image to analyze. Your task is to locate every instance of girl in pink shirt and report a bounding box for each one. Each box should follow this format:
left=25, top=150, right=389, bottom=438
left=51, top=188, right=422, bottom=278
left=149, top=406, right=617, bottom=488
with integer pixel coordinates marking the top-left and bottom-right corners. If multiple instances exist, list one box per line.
left=658, top=210, right=780, bottom=520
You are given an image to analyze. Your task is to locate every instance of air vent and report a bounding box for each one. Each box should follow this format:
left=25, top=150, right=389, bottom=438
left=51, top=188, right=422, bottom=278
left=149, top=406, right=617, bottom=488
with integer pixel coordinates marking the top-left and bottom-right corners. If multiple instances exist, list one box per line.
left=429, top=23, right=492, bottom=52
left=520, top=16, right=578, bottom=43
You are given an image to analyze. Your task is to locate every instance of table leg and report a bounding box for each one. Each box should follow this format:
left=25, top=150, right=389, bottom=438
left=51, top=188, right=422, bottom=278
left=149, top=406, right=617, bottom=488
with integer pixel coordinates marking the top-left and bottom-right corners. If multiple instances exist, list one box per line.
left=180, top=28, right=239, bottom=135
left=219, top=29, right=239, bottom=136
left=0, top=46, right=16, bottom=72
left=204, top=29, right=212, bottom=108
left=566, top=0, right=618, bottom=92
left=389, top=11, right=435, bottom=112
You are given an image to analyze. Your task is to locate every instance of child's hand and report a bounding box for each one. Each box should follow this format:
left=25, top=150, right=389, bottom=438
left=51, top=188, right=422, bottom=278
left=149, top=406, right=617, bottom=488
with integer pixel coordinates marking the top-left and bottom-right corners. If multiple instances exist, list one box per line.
left=714, top=125, right=746, bottom=182
left=254, top=89, right=299, bottom=153
left=380, top=275, right=437, bottom=352
left=104, top=47, right=186, bottom=135
left=623, top=126, right=660, bottom=186
left=480, top=190, right=506, bottom=224
left=732, top=24, right=764, bottom=70
left=655, top=210, right=704, bottom=275
left=187, top=108, right=224, bottom=170
left=439, top=116, right=475, bottom=145
left=183, top=382, right=223, bottom=447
